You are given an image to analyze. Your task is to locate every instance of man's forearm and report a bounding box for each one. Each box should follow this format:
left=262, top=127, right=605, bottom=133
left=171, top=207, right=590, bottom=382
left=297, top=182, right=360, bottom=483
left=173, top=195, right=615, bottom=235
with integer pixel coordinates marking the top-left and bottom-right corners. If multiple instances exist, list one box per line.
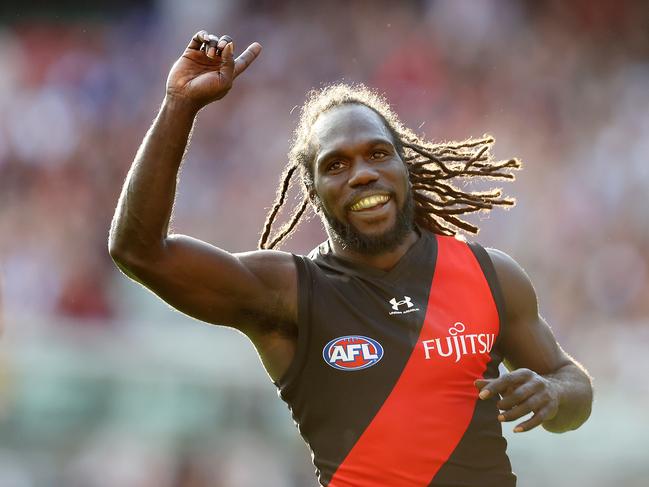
left=542, top=362, right=593, bottom=433
left=109, top=96, right=199, bottom=259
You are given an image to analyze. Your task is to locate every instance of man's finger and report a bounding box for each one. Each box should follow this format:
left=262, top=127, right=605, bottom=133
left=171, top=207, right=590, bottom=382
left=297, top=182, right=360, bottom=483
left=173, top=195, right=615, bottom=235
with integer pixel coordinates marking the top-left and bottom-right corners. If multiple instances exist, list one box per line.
left=206, top=34, right=220, bottom=59
left=187, top=30, right=210, bottom=51
left=512, top=404, right=554, bottom=433
left=233, top=42, right=262, bottom=78
left=496, top=381, right=538, bottom=410
left=476, top=375, right=515, bottom=399
left=476, top=369, right=534, bottom=399
left=497, top=395, right=542, bottom=422
left=475, top=379, right=500, bottom=399
left=474, top=378, right=495, bottom=399
left=216, top=34, right=232, bottom=56
left=217, top=41, right=235, bottom=79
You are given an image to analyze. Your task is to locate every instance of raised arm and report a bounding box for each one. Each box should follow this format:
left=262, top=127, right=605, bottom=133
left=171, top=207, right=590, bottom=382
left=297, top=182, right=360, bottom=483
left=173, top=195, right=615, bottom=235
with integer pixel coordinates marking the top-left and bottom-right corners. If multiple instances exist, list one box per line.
left=474, top=248, right=593, bottom=433
left=108, top=32, right=297, bottom=378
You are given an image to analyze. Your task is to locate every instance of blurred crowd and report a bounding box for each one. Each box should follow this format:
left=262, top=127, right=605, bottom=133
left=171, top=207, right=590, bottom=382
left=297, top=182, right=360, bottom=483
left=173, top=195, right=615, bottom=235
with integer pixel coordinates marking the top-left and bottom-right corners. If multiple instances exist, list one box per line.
left=1, top=0, right=648, bottom=327
left=1, top=0, right=648, bottom=486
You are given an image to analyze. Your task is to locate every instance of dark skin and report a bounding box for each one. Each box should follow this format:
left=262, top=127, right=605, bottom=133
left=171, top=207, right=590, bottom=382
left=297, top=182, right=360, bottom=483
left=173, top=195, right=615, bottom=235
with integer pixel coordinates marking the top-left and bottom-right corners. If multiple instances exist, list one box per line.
left=310, top=103, right=418, bottom=270
left=109, top=31, right=592, bottom=434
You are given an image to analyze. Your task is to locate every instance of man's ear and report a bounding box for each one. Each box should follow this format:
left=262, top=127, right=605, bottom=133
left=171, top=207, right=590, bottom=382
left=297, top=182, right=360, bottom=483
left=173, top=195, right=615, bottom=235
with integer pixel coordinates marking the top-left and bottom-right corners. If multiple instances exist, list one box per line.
left=308, top=188, right=321, bottom=213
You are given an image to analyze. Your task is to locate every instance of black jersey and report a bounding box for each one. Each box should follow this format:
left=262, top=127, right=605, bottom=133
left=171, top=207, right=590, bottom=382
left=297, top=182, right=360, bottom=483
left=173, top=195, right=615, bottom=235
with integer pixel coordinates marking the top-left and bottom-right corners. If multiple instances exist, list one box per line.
left=275, top=231, right=516, bottom=487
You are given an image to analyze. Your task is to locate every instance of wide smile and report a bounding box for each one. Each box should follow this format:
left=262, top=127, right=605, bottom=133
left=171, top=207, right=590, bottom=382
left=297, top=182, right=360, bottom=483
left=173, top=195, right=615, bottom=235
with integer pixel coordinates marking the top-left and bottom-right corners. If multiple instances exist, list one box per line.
left=349, top=193, right=391, bottom=212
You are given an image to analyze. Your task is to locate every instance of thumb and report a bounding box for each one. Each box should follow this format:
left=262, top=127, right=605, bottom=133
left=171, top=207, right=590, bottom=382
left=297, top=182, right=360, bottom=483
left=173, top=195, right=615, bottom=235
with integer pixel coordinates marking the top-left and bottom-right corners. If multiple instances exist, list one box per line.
left=474, top=378, right=491, bottom=389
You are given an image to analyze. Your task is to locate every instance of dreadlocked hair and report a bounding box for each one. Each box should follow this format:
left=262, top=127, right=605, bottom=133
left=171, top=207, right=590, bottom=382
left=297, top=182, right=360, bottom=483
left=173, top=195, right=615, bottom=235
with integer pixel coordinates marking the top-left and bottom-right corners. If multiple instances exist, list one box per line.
left=258, top=83, right=521, bottom=250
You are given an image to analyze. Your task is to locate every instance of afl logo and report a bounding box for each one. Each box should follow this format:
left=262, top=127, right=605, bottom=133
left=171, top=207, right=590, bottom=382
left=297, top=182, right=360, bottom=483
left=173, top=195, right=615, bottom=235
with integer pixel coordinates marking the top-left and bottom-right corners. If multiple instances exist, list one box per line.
left=323, top=335, right=384, bottom=371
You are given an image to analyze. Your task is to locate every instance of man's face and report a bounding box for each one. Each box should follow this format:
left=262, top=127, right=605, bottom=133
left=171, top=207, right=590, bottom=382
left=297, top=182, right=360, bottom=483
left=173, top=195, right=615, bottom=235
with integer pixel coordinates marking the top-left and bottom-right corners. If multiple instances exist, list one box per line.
left=310, top=104, right=414, bottom=254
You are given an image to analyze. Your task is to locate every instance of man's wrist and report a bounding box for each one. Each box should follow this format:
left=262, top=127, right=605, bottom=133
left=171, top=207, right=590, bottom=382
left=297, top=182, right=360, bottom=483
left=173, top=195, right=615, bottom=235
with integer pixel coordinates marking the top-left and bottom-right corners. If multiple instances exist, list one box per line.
left=162, top=93, right=202, bottom=118
left=542, top=370, right=566, bottom=405
left=540, top=365, right=592, bottom=432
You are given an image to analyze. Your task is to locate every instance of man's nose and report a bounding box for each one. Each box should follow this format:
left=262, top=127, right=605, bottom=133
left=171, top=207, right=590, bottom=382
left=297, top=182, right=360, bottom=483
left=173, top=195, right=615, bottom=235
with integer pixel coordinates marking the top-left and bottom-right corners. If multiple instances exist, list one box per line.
left=348, top=159, right=379, bottom=187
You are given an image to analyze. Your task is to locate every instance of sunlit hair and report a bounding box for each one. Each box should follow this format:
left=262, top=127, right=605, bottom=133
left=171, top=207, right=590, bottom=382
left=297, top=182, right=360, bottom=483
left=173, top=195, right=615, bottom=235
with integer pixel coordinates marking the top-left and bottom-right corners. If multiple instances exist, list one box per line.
left=258, top=83, right=521, bottom=250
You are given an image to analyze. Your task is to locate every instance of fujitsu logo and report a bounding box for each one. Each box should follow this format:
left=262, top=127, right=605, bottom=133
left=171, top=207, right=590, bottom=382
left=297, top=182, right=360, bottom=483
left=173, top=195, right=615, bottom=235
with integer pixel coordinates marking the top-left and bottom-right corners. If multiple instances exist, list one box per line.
left=389, top=296, right=420, bottom=315
left=421, top=322, right=495, bottom=363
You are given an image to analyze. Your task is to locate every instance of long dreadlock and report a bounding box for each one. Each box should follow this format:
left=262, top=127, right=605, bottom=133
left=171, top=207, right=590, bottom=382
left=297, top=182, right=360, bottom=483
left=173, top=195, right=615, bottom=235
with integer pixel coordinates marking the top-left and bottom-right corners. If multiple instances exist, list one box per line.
left=258, top=83, right=521, bottom=250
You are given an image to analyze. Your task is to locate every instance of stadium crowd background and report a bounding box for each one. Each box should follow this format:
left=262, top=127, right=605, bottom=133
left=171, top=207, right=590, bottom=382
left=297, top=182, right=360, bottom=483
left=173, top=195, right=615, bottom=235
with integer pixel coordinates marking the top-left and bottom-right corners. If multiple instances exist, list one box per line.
left=0, top=0, right=648, bottom=485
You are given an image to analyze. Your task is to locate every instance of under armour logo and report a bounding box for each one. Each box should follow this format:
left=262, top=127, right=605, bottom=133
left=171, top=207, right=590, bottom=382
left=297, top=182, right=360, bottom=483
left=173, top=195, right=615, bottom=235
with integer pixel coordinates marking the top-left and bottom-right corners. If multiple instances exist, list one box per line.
left=390, top=296, right=414, bottom=311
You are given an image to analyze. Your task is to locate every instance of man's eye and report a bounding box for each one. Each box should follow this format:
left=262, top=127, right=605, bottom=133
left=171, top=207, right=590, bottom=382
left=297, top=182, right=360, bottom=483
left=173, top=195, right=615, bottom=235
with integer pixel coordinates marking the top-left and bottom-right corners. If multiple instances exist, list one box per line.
left=328, top=161, right=343, bottom=171
left=371, top=151, right=388, bottom=159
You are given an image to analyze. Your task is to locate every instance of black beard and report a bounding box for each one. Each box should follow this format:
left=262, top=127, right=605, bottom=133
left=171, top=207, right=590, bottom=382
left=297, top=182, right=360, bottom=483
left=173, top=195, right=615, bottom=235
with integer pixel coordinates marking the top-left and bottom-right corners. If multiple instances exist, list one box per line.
left=321, top=189, right=415, bottom=256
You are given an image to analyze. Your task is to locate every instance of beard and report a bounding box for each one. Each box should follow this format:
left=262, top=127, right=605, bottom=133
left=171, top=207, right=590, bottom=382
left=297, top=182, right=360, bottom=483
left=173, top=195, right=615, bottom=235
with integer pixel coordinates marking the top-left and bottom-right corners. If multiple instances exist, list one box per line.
left=321, top=187, right=415, bottom=256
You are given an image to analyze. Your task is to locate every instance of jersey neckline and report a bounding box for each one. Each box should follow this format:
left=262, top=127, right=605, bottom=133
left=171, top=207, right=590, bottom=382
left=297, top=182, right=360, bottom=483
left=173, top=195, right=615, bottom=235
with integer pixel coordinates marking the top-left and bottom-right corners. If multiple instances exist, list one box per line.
left=310, top=228, right=437, bottom=283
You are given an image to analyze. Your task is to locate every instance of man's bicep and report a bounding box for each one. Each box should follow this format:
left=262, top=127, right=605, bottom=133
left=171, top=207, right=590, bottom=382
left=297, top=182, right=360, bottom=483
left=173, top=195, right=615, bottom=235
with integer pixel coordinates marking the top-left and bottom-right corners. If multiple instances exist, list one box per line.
left=117, top=234, right=297, bottom=330
left=488, top=248, right=572, bottom=374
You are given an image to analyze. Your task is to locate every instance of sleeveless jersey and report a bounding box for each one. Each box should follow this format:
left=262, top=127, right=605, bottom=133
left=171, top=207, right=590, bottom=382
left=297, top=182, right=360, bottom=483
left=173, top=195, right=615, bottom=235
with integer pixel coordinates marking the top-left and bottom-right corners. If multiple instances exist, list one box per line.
left=275, top=231, right=516, bottom=487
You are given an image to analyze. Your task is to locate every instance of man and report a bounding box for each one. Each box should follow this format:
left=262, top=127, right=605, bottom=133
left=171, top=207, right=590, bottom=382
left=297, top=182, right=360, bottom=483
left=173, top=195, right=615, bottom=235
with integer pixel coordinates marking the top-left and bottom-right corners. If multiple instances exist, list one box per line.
left=109, top=31, right=593, bottom=486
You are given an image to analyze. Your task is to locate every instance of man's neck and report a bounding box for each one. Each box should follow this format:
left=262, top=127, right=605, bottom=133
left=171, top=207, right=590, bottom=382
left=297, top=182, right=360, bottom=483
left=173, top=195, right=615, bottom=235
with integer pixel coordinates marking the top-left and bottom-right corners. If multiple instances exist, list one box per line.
left=327, top=229, right=419, bottom=272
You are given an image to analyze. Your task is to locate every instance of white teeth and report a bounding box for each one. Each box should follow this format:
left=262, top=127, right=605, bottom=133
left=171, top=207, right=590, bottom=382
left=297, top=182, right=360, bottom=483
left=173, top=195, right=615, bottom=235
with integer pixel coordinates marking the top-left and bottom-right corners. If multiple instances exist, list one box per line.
left=350, top=194, right=390, bottom=211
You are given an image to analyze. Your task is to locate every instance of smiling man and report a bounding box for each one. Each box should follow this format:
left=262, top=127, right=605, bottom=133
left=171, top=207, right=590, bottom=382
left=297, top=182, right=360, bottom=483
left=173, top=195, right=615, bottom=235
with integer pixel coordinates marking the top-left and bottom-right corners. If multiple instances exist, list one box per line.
left=310, top=103, right=417, bottom=262
left=109, top=32, right=593, bottom=487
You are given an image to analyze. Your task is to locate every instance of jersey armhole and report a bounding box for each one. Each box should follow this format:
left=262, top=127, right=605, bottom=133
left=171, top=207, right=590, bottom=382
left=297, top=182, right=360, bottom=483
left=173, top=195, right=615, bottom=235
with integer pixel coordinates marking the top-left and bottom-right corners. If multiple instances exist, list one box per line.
left=467, top=242, right=508, bottom=354
left=273, top=254, right=312, bottom=395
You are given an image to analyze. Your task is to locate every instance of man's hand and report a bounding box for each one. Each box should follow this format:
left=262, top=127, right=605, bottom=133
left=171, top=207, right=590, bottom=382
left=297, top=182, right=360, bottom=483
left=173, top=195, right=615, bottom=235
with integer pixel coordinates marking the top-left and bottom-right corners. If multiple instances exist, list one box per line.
left=166, top=30, right=262, bottom=111
left=475, top=368, right=560, bottom=433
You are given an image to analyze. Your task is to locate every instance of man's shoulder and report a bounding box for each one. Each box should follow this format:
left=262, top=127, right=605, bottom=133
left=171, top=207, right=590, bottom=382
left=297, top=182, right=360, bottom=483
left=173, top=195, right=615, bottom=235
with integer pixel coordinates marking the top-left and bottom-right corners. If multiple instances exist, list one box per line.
left=476, top=247, right=539, bottom=321
left=480, top=247, right=524, bottom=279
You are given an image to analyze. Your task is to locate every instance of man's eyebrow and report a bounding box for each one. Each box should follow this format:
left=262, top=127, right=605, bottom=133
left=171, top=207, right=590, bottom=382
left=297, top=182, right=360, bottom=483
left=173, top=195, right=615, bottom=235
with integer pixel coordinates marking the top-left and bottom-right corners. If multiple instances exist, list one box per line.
left=315, top=149, right=343, bottom=168
left=316, top=138, right=395, bottom=167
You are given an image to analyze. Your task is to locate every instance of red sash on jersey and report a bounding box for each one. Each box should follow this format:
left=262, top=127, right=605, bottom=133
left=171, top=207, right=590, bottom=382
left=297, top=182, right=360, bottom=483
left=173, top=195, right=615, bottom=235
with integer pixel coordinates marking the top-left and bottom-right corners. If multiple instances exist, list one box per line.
left=328, top=236, right=500, bottom=486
